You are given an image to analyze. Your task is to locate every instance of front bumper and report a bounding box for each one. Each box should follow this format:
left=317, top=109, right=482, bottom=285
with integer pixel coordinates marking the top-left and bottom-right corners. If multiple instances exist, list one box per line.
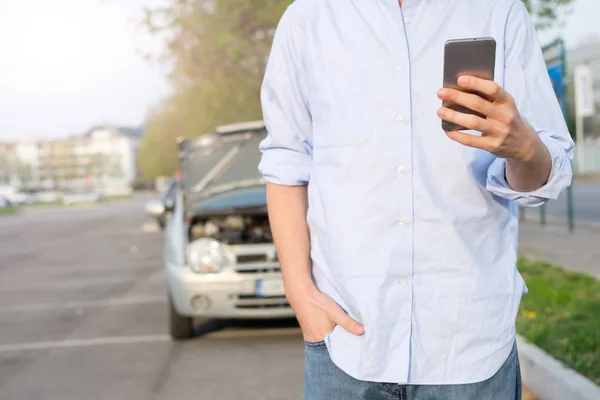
left=166, top=262, right=295, bottom=319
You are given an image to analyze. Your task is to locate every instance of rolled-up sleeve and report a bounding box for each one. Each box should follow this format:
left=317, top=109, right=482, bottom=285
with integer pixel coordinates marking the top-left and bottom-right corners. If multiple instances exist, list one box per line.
left=258, top=5, right=312, bottom=186
left=486, top=2, right=574, bottom=207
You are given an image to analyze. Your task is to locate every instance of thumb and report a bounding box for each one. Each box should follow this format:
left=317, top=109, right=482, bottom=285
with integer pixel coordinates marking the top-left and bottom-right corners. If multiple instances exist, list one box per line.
left=331, top=307, right=364, bottom=336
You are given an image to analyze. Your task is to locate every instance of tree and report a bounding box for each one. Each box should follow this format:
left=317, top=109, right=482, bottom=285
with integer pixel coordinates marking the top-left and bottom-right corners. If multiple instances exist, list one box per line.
left=138, top=0, right=290, bottom=178
left=523, top=0, right=574, bottom=30
left=138, top=0, right=574, bottom=179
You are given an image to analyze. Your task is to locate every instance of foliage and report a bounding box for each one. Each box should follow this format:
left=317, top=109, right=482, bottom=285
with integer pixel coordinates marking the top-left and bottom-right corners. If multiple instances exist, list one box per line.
left=138, top=0, right=574, bottom=179
left=138, top=0, right=291, bottom=178
left=523, top=0, right=574, bottom=30
left=517, top=256, right=600, bottom=384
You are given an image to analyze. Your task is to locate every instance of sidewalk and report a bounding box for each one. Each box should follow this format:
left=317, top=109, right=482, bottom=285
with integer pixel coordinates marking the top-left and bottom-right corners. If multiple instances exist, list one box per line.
left=519, top=220, right=600, bottom=279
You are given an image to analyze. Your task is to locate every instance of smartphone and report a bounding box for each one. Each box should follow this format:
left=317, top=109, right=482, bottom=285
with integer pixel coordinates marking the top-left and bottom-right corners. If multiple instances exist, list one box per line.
left=441, top=37, right=496, bottom=131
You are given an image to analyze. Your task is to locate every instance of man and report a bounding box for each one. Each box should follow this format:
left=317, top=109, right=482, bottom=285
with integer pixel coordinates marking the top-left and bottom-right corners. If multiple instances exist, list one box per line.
left=258, top=0, right=573, bottom=399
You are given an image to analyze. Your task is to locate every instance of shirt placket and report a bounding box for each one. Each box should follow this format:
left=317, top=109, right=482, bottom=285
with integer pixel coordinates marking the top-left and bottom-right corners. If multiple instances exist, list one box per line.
left=394, top=0, right=421, bottom=383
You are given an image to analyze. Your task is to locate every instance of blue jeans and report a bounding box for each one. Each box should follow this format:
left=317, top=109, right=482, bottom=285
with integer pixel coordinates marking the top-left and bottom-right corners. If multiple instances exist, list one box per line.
left=303, top=340, right=521, bottom=400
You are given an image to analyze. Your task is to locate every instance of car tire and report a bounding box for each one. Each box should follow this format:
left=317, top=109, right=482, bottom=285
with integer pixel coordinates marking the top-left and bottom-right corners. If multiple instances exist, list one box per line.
left=169, top=296, right=194, bottom=340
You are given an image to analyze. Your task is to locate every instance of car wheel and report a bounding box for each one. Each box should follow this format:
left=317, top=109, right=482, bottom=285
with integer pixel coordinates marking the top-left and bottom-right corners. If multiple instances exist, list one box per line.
left=169, top=296, right=194, bottom=340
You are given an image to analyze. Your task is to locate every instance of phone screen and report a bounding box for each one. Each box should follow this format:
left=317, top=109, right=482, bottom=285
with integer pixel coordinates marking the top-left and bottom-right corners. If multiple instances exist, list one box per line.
left=441, top=38, right=496, bottom=131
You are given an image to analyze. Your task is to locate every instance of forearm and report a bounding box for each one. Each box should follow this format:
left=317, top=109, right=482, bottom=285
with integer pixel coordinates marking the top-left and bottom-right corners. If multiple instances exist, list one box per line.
left=266, top=182, right=316, bottom=304
left=505, top=132, right=552, bottom=192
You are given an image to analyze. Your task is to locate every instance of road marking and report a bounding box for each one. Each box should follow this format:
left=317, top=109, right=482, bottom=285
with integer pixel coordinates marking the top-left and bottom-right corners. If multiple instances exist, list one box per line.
left=0, top=264, right=158, bottom=280
left=203, top=327, right=302, bottom=340
left=0, top=328, right=303, bottom=353
left=141, top=221, right=161, bottom=232
left=0, top=296, right=167, bottom=314
left=0, top=335, right=171, bottom=353
left=0, top=275, right=163, bottom=292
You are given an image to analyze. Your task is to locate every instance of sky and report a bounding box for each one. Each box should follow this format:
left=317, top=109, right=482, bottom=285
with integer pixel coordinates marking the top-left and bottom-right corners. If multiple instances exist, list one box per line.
left=0, top=0, right=598, bottom=141
left=0, top=0, right=170, bottom=141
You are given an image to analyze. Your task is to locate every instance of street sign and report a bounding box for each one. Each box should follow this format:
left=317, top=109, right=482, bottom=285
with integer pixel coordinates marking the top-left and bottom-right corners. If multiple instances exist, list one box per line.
left=574, top=65, right=595, bottom=117
left=547, top=61, right=567, bottom=115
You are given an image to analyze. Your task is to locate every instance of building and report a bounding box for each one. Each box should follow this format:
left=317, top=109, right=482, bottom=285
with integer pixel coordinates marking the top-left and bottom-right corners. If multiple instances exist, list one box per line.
left=0, top=125, right=143, bottom=193
left=567, top=37, right=600, bottom=106
left=566, top=38, right=600, bottom=172
left=0, top=142, right=16, bottom=186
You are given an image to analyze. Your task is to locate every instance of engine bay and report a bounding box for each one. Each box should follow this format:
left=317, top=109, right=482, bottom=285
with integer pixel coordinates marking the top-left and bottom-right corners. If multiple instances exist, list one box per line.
left=189, top=214, right=272, bottom=245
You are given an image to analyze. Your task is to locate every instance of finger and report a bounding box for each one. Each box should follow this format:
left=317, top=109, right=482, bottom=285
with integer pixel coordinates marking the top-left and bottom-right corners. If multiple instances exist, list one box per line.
left=437, top=107, right=494, bottom=133
left=457, top=75, right=509, bottom=103
left=437, top=88, right=503, bottom=120
left=445, top=130, right=497, bottom=152
left=302, top=321, right=335, bottom=342
left=330, top=306, right=364, bottom=335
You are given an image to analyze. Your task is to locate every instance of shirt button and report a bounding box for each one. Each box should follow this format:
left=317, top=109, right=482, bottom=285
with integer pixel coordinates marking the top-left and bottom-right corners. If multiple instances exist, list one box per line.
left=396, top=115, right=404, bottom=122
left=398, top=218, right=406, bottom=226
left=397, top=166, right=405, bottom=174
left=396, top=64, right=403, bottom=71
left=399, top=280, right=408, bottom=286
left=404, top=17, right=412, bottom=25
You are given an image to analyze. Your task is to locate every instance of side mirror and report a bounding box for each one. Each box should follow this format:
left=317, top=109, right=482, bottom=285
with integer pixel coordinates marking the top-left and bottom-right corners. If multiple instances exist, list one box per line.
left=164, top=198, right=175, bottom=212
left=145, top=200, right=166, bottom=217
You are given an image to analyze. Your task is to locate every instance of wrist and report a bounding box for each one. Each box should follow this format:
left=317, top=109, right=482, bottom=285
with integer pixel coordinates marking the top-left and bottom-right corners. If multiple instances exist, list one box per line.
left=510, top=136, right=546, bottom=168
left=516, top=127, right=540, bottom=163
left=285, top=279, right=318, bottom=305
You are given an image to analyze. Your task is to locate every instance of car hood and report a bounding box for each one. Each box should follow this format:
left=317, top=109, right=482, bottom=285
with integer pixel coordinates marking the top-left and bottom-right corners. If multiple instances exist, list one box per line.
left=179, top=128, right=266, bottom=214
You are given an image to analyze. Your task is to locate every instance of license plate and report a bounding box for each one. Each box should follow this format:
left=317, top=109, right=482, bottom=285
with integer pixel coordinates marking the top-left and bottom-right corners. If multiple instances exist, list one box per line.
left=256, top=279, right=286, bottom=297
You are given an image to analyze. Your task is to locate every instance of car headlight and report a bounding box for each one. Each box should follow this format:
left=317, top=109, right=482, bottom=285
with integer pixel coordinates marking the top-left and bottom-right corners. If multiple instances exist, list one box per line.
left=185, top=238, right=235, bottom=273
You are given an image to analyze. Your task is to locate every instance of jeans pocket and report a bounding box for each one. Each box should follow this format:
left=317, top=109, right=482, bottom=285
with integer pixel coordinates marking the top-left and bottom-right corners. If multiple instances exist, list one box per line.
left=304, top=339, right=327, bottom=348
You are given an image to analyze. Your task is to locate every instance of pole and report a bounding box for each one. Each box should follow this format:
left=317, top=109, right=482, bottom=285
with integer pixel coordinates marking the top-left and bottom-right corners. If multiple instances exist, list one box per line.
left=567, top=185, right=574, bottom=232
left=540, top=204, right=546, bottom=226
left=575, top=113, right=585, bottom=173
left=560, top=38, right=576, bottom=232
left=519, top=206, right=525, bottom=222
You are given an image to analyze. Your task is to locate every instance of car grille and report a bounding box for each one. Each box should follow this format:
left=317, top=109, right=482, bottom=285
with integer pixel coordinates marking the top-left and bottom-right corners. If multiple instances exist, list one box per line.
left=232, top=295, right=290, bottom=309
left=230, top=244, right=280, bottom=274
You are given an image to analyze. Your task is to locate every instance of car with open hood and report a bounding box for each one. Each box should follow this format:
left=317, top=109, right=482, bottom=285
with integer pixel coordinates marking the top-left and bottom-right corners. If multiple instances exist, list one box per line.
left=146, top=121, right=293, bottom=340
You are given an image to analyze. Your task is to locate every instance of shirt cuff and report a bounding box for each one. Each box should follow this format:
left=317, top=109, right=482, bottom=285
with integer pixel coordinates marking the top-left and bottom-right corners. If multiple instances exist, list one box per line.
left=258, top=147, right=311, bottom=186
left=486, top=136, right=572, bottom=208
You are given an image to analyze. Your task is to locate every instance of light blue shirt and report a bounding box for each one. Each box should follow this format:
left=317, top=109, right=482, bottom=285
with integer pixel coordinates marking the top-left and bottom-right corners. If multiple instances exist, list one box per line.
left=258, top=0, right=574, bottom=384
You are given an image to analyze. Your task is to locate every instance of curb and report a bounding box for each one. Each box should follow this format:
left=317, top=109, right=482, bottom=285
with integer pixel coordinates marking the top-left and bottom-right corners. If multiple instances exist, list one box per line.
left=517, top=335, right=600, bottom=400
left=517, top=249, right=600, bottom=280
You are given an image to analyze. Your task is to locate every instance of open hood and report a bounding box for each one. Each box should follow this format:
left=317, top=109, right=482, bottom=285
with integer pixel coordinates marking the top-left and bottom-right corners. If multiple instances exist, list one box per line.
left=178, top=121, right=267, bottom=209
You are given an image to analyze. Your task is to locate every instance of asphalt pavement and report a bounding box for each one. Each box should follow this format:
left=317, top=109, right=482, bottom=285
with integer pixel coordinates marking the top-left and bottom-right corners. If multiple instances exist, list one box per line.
left=520, top=181, right=600, bottom=223
left=0, top=195, right=305, bottom=400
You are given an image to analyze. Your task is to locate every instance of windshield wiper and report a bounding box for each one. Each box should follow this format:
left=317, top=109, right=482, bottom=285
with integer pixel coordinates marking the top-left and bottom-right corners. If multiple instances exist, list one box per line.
left=191, top=144, right=244, bottom=193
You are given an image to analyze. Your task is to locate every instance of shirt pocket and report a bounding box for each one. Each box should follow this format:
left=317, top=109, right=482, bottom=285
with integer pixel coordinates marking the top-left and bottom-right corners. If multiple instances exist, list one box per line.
left=310, top=66, right=376, bottom=149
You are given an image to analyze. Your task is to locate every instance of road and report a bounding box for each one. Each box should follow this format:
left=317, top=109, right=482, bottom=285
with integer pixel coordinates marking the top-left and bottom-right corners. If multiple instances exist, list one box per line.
left=520, top=181, right=600, bottom=224
left=0, top=196, right=305, bottom=400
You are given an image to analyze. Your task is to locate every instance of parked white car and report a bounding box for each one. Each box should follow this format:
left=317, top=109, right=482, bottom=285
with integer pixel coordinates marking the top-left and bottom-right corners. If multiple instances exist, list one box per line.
left=0, top=196, right=11, bottom=208
left=147, top=121, right=294, bottom=340
left=0, top=185, right=35, bottom=205
left=11, top=192, right=35, bottom=205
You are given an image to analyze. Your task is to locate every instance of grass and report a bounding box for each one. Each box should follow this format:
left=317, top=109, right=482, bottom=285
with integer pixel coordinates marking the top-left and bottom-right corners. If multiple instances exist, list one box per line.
left=0, top=207, right=19, bottom=216
left=99, top=194, right=133, bottom=203
left=22, top=201, right=62, bottom=208
left=22, top=195, right=133, bottom=209
left=517, top=256, right=600, bottom=385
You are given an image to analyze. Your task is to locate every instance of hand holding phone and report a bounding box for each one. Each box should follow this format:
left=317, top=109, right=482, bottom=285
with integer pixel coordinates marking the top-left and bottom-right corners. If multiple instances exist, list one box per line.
left=440, top=38, right=496, bottom=131
left=436, top=38, right=542, bottom=164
